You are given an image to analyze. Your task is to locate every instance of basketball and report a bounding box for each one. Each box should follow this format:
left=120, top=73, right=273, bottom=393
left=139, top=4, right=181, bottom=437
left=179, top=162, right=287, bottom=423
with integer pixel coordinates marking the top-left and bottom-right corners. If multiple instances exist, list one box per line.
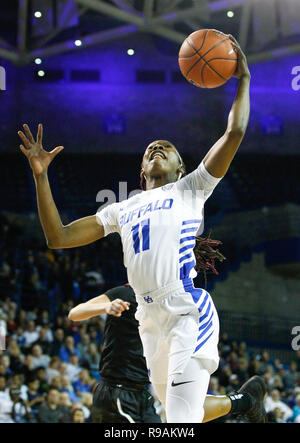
left=178, top=29, right=238, bottom=88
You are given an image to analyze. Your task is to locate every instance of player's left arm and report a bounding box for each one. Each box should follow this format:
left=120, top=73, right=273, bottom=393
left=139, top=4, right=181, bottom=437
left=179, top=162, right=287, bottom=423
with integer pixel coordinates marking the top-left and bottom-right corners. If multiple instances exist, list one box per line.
left=202, top=35, right=251, bottom=178
left=68, top=294, right=130, bottom=322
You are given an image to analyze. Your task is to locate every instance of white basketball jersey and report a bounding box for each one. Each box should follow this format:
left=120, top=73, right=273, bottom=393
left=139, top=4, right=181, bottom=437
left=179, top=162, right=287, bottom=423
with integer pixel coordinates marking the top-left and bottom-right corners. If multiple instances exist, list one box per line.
left=96, top=162, right=222, bottom=295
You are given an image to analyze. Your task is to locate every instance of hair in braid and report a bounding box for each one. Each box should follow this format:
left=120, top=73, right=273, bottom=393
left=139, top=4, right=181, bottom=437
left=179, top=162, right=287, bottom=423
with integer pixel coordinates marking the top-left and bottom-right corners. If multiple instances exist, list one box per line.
left=193, top=230, right=226, bottom=286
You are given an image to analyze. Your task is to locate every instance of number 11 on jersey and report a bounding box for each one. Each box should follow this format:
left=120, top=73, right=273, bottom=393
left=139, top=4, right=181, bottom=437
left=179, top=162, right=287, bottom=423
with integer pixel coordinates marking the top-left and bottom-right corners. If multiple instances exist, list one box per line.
left=131, top=218, right=150, bottom=254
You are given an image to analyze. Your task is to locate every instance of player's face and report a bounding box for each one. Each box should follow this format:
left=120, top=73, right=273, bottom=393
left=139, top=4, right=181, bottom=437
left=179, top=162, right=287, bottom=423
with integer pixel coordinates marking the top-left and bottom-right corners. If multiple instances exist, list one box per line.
left=142, top=140, right=182, bottom=180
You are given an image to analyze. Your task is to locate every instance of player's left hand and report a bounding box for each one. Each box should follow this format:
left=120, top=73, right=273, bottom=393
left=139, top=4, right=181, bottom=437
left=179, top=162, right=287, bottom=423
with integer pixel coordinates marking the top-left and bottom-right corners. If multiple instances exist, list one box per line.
left=229, top=35, right=251, bottom=80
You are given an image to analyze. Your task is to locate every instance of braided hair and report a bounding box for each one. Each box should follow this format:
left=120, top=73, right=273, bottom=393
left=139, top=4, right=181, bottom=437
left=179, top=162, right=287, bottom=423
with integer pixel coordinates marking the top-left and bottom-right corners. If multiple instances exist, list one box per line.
left=193, top=230, right=226, bottom=286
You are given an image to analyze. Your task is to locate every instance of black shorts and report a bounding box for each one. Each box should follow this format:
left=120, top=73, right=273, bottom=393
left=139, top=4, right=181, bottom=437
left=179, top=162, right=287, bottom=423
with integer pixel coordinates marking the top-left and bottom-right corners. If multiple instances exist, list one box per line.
left=92, top=381, right=162, bottom=423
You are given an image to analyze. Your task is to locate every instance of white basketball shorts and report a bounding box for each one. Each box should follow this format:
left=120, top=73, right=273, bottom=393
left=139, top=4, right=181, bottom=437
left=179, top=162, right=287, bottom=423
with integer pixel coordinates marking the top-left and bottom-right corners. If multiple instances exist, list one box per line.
left=134, top=278, right=220, bottom=385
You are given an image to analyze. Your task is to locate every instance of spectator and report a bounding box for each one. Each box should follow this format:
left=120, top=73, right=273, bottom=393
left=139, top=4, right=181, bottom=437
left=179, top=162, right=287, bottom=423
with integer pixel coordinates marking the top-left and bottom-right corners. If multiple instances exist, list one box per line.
left=273, top=407, right=286, bottom=423
left=7, top=311, right=17, bottom=333
left=226, top=374, right=240, bottom=393
left=227, top=351, right=239, bottom=373
left=9, top=385, right=31, bottom=423
left=265, top=389, right=293, bottom=422
left=40, top=310, right=50, bottom=326
left=31, top=344, right=50, bottom=369
left=0, top=355, right=12, bottom=377
left=22, top=321, right=39, bottom=349
left=272, top=358, right=283, bottom=372
left=58, top=362, right=68, bottom=379
left=11, top=325, right=26, bottom=348
left=45, top=356, right=61, bottom=384
left=7, top=340, right=25, bottom=374
left=9, top=374, right=28, bottom=402
left=81, top=392, right=93, bottom=421
left=26, top=377, right=44, bottom=420
left=23, top=355, right=36, bottom=383
left=0, top=376, right=13, bottom=423
left=283, top=361, right=299, bottom=391
left=49, top=376, right=62, bottom=391
left=292, top=394, right=300, bottom=423
left=77, top=334, right=90, bottom=358
left=35, top=367, right=49, bottom=394
left=38, top=389, right=69, bottom=423
left=66, top=354, right=82, bottom=382
left=218, top=365, right=232, bottom=388
left=236, top=357, right=249, bottom=385
left=84, top=343, right=101, bottom=379
left=60, top=375, right=80, bottom=402
left=295, top=350, right=300, bottom=372
left=58, top=392, right=72, bottom=409
left=18, top=310, right=27, bottom=330
left=218, top=332, right=231, bottom=358
left=259, top=350, right=271, bottom=373
left=59, top=336, right=81, bottom=363
left=0, top=363, right=7, bottom=378
left=270, top=374, right=284, bottom=392
left=207, top=377, right=219, bottom=395
left=248, top=358, right=262, bottom=377
left=73, top=369, right=92, bottom=397
left=70, top=401, right=89, bottom=422
left=33, top=326, right=53, bottom=355
left=72, top=407, right=85, bottom=423
left=51, top=329, right=65, bottom=356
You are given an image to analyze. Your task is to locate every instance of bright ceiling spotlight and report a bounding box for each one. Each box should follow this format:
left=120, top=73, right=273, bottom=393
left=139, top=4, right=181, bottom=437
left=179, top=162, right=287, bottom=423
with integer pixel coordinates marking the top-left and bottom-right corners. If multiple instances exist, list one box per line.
left=127, top=48, right=135, bottom=56
left=34, top=11, right=42, bottom=18
left=34, top=58, right=42, bottom=65
left=37, top=70, right=45, bottom=77
left=227, top=10, right=234, bottom=18
left=74, top=39, right=82, bottom=47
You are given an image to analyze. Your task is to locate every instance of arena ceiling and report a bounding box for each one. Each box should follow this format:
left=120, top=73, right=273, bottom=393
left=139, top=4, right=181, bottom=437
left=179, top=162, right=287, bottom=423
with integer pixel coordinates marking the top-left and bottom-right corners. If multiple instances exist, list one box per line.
left=1, top=0, right=300, bottom=65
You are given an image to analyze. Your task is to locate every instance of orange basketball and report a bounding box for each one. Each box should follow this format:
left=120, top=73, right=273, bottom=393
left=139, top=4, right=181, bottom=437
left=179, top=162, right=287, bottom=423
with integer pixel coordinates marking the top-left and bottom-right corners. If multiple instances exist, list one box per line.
left=178, top=29, right=238, bottom=88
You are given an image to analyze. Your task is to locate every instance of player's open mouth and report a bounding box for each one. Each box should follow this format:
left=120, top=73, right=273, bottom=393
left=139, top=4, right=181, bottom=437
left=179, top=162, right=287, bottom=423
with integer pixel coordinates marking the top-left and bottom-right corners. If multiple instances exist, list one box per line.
left=150, top=152, right=166, bottom=160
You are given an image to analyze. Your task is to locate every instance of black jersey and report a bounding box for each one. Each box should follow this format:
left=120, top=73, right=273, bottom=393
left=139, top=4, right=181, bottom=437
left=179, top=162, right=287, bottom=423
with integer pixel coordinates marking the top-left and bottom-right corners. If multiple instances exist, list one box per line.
left=99, top=285, right=149, bottom=385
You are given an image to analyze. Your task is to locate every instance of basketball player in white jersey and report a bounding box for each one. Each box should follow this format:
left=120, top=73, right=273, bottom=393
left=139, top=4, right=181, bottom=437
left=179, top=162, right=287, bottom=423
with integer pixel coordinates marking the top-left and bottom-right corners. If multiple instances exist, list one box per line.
left=18, top=35, right=266, bottom=423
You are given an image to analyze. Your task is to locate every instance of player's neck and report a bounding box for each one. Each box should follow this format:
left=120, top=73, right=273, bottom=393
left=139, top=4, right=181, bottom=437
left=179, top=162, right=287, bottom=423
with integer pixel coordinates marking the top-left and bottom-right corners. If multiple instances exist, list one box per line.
left=145, top=174, right=174, bottom=190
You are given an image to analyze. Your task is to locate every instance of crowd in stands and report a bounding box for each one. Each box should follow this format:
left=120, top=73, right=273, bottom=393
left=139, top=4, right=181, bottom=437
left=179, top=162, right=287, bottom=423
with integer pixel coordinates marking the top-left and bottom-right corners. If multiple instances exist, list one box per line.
left=209, top=333, right=300, bottom=423
left=1, top=212, right=300, bottom=423
left=1, top=295, right=300, bottom=423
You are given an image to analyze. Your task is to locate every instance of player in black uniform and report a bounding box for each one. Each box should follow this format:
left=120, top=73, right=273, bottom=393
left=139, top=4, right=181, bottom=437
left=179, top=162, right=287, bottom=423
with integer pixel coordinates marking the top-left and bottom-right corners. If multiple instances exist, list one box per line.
left=69, top=283, right=267, bottom=423
left=68, top=284, right=161, bottom=423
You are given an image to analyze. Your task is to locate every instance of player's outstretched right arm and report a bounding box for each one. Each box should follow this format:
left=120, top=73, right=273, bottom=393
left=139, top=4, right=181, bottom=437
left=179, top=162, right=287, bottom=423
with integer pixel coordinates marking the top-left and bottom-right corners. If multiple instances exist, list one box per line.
left=18, top=123, right=104, bottom=249
left=68, top=294, right=130, bottom=322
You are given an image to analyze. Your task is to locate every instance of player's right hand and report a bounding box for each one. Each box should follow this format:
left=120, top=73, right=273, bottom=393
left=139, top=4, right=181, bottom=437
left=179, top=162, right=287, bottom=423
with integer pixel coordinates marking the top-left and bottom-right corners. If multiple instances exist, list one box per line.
left=18, top=123, right=64, bottom=176
left=228, top=35, right=250, bottom=80
left=105, top=299, right=130, bottom=317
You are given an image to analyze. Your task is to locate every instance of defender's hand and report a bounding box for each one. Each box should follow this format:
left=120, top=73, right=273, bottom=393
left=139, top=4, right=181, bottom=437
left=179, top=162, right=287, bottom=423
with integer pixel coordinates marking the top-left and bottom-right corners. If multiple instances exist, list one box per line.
left=18, top=123, right=64, bottom=176
left=105, top=299, right=130, bottom=317
left=229, top=35, right=250, bottom=79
